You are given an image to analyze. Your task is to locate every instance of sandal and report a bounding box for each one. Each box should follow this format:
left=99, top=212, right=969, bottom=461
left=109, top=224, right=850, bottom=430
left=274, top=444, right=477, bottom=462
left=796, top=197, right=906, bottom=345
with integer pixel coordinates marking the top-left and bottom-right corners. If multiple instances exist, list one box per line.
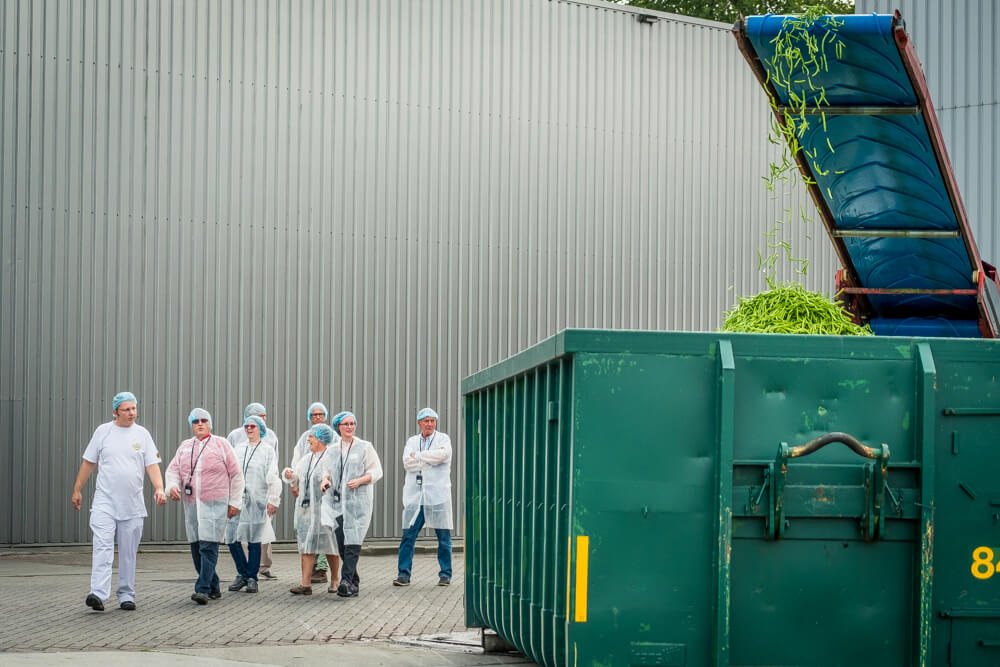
left=289, top=585, right=313, bottom=595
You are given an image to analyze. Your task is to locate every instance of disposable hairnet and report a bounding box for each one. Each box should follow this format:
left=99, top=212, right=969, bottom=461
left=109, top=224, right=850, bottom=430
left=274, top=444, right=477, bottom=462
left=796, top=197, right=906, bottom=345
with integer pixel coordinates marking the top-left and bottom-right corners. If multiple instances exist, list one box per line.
left=243, top=402, right=267, bottom=419
left=332, top=411, right=356, bottom=434
left=310, top=423, right=335, bottom=445
left=417, top=407, right=439, bottom=421
left=112, top=391, right=137, bottom=412
left=244, top=415, right=267, bottom=437
left=307, top=401, right=328, bottom=423
left=188, top=408, right=213, bottom=429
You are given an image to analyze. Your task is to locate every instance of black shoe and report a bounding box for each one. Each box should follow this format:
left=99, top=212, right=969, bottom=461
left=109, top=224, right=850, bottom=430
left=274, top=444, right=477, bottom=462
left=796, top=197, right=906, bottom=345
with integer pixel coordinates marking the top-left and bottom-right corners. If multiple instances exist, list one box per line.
left=259, top=570, right=277, bottom=580
left=119, top=600, right=136, bottom=611
left=336, top=582, right=358, bottom=598
left=392, top=576, right=410, bottom=587
left=228, top=576, right=247, bottom=591
left=208, top=590, right=222, bottom=600
left=438, top=576, right=451, bottom=586
left=85, top=593, right=105, bottom=611
left=245, top=579, right=258, bottom=593
left=191, top=592, right=209, bottom=605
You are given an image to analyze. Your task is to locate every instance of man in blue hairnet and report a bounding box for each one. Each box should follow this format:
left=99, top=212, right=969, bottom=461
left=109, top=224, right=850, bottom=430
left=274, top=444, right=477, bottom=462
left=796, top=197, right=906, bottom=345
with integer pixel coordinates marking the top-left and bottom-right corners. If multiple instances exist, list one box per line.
left=72, top=391, right=167, bottom=612
left=393, top=407, right=454, bottom=587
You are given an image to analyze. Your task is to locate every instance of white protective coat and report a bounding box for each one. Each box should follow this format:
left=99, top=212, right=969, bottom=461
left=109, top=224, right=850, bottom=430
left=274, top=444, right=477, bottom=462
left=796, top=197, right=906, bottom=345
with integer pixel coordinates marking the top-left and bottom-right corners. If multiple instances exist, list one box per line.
left=401, top=430, right=453, bottom=530
left=226, top=441, right=281, bottom=544
left=289, top=450, right=338, bottom=555
left=322, top=438, right=382, bottom=545
left=165, top=436, right=244, bottom=544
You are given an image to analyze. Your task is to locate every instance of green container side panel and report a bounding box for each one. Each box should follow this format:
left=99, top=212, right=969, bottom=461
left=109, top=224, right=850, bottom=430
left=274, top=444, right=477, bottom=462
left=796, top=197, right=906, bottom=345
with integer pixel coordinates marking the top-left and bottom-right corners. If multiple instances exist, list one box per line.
left=930, top=352, right=1000, bottom=667
left=462, top=330, right=1000, bottom=667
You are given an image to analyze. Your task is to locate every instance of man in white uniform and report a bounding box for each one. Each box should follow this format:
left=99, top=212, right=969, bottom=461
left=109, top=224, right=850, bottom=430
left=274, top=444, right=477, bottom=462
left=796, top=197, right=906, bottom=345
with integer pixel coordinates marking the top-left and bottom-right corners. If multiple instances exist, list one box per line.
left=393, top=407, right=453, bottom=587
left=71, top=391, right=167, bottom=611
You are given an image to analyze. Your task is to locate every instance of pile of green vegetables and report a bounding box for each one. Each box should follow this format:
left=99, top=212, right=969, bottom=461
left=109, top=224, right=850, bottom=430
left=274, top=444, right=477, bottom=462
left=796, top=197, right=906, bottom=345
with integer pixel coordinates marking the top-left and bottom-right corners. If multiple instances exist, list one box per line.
left=722, top=283, right=871, bottom=335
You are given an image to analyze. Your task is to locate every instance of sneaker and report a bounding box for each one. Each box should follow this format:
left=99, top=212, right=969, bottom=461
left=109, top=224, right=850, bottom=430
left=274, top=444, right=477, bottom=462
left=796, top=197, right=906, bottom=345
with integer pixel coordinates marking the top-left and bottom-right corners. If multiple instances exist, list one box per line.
left=245, top=579, right=258, bottom=593
left=259, top=570, right=277, bottom=580
left=119, top=600, right=136, bottom=611
left=191, top=592, right=209, bottom=605
left=392, top=576, right=410, bottom=587
left=228, top=576, right=248, bottom=592
left=437, top=576, right=451, bottom=586
left=289, top=585, right=313, bottom=595
left=85, top=593, right=105, bottom=612
left=208, top=590, right=222, bottom=600
left=310, top=570, right=329, bottom=583
left=336, top=582, right=358, bottom=598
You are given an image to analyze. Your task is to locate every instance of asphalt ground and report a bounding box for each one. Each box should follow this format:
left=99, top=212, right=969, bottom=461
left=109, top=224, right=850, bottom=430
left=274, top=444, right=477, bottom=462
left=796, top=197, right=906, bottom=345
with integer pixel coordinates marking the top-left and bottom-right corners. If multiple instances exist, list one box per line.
left=0, top=544, right=532, bottom=666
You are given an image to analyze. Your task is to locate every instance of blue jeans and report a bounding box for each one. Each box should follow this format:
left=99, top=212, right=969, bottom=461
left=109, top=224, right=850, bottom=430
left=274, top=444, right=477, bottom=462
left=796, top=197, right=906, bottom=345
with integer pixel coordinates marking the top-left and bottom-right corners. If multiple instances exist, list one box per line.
left=397, top=507, right=452, bottom=579
left=189, top=541, right=220, bottom=594
left=228, top=542, right=261, bottom=580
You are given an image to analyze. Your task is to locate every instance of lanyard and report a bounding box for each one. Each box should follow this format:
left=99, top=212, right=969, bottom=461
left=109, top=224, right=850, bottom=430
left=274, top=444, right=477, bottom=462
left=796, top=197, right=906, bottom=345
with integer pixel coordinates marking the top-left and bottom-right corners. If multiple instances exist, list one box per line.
left=336, top=441, right=355, bottom=491
left=419, top=433, right=436, bottom=452
left=302, top=450, right=327, bottom=500
left=187, top=437, right=210, bottom=487
left=243, top=442, right=261, bottom=478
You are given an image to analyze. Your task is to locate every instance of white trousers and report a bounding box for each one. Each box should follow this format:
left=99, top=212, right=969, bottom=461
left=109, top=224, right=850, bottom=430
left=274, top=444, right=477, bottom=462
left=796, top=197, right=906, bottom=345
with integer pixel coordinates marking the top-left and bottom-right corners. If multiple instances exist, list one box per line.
left=89, top=510, right=144, bottom=603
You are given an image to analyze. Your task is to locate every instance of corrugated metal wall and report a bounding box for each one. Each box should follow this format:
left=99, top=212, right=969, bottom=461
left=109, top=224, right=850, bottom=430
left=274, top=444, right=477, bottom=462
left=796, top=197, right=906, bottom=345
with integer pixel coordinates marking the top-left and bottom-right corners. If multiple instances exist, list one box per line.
left=0, top=0, right=826, bottom=544
left=858, top=0, right=999, bottom=266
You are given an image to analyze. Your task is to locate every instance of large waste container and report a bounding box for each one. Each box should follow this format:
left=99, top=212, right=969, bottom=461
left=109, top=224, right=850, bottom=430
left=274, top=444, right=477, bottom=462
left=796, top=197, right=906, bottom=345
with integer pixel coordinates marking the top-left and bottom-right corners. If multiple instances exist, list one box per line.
left=462, top=330, right=1000, bottom=666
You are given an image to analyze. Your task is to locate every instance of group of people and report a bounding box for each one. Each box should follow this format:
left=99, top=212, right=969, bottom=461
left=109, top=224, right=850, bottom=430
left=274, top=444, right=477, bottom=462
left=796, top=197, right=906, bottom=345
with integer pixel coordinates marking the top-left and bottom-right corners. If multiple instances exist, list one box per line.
left=71, top=392, right=454, bottom=610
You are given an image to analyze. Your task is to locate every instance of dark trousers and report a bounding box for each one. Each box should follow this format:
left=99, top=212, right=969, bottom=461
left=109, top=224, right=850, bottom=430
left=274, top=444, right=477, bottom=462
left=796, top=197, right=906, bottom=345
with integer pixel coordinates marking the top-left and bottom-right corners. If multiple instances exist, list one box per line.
left=189, top=541, right=220, bottom=594
left=228, top=542, right=261, bottom=580
left=334, top=517, right=362, bottom=587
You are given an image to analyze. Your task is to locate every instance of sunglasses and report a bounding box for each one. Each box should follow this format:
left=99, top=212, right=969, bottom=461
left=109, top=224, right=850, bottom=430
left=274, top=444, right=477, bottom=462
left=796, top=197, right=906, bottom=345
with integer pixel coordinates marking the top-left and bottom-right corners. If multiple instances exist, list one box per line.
left=244, top=424, right=258, bottom=430
left=192, top=419, right=209, bottom=424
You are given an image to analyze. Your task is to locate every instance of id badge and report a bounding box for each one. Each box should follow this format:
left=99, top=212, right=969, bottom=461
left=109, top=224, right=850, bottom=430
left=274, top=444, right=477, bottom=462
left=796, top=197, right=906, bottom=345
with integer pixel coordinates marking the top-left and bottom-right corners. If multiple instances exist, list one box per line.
left=301, top=497, right=311, bottom=508
left=416, top=473, right=423, bottom=486
left=332, top=489, right=341, bottom=503
left=184, top=484, right=193, bottom=496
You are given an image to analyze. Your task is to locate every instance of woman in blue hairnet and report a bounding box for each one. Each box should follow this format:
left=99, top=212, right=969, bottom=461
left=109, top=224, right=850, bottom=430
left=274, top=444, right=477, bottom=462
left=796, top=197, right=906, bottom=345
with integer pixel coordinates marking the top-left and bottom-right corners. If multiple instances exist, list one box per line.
left=321, top=411, right=382, bottom=598
left=287, top=401, right=334, bottom=584
left=225, top=415, right=281, bottom=594
left=283, top=423, right=340, bottom=595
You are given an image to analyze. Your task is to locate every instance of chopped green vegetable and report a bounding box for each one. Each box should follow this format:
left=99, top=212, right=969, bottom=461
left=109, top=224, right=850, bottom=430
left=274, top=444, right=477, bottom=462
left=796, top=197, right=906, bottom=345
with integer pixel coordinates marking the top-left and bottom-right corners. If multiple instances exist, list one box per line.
left=722, top=283, right=872, bottom=336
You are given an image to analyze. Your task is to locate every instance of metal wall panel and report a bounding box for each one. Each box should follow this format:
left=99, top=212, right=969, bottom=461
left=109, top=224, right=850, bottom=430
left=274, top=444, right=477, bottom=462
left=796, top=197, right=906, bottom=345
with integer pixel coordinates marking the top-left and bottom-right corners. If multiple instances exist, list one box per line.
left=858, top=0, right=1000, bottom=268
left=0, top=0, right=828, bottom=544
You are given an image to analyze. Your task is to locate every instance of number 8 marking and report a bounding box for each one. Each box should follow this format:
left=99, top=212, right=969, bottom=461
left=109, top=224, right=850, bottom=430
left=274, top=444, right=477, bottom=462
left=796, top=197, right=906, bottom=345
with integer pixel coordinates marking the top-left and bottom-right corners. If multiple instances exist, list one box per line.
left=972, top=546, right=995, bottom=580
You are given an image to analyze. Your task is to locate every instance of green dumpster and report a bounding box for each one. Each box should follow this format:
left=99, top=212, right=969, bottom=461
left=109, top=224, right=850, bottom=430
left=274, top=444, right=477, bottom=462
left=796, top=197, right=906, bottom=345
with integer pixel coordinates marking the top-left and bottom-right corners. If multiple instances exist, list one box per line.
left=462, top=330, right=1000, bottom=666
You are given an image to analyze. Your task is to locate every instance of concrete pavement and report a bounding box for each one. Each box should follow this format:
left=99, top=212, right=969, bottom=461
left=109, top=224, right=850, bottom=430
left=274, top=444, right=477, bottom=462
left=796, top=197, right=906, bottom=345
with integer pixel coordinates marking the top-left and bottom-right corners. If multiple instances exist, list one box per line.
left=0, top=547, right=533, bottom=666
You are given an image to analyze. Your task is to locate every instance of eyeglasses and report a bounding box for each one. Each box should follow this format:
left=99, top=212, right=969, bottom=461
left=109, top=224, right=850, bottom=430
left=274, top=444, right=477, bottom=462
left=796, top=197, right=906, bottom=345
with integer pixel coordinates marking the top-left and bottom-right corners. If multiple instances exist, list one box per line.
left=244, top=424, right=258, bottom=430
left=310, top=412, right=325, bottom=418
left=192, top=419, right=209, bottom=424
left=340, top=422, right=356, bottom=428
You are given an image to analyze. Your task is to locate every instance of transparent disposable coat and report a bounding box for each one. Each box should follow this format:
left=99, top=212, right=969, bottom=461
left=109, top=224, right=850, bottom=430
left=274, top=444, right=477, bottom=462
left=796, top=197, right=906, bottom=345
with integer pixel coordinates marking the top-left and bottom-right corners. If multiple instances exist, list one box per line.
left=226, top=442, right=281, bottom=544
left=401, top=431, right=453, bottom=530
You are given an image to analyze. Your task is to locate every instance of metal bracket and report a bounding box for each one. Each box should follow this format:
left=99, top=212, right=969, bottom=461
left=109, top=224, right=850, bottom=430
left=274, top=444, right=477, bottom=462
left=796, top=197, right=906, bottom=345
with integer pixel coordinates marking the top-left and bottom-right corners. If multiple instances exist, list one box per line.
left=766, top=432, right=890, bottom=541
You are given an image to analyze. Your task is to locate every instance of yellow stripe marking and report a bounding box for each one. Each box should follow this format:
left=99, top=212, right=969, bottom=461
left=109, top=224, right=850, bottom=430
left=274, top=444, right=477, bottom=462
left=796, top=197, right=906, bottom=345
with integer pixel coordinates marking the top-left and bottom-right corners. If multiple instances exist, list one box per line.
left=574, top=535, right=589, bottom=623
left=565, top=536, right=572, bottom=619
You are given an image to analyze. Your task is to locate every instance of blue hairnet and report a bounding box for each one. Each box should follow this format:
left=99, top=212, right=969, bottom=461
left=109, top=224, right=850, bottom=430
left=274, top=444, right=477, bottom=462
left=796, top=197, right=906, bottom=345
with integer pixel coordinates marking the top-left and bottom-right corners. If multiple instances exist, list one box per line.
left=243, top=402, right=267, bottom=419
left=112, top=391, right=137, bottom=412
left=310, top=423, right=335, bottom=445
left=417, top=407, right=439, bottom=421
left=243, top=415, right=267, bottom=437
left=331, top=411, right=355, bottom=435
left=188, top=408, right=213, bottom=429
left=307, top=401, right=328, bottom=424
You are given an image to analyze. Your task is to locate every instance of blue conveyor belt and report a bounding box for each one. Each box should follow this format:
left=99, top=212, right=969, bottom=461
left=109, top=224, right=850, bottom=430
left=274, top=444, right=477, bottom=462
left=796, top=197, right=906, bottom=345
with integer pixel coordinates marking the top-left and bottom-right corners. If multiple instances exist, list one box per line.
left=738, top=13, right=998, bottom=337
